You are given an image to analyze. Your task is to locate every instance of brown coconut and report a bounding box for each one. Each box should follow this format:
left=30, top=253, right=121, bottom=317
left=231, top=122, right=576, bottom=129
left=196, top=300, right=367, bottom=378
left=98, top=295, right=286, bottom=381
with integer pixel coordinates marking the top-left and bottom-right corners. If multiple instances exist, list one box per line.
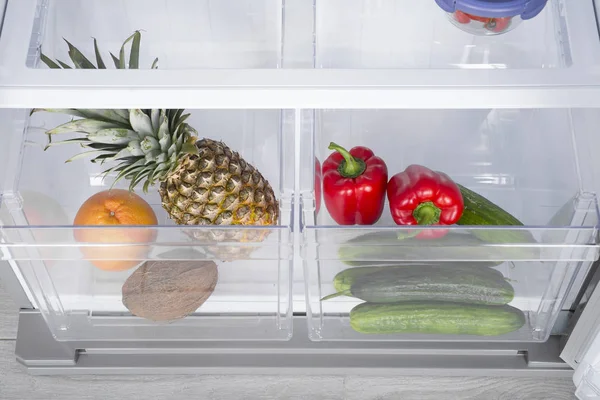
left=122, top=260, right=218, bottom=322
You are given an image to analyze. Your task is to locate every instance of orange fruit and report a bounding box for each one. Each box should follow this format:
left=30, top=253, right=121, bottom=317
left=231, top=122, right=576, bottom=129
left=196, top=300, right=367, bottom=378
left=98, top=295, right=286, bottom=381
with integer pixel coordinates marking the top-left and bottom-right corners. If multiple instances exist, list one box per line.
left=74, top=189, right=158, bottom=272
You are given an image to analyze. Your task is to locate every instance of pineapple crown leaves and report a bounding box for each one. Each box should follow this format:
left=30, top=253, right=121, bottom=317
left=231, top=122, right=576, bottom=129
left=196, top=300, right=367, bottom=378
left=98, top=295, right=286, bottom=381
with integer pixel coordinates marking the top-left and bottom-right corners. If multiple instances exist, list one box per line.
left=39, top=30, right=159, bottom=70
left=34, top=32, right=197, bottom=193
left=38, top=108, right=199, bottom=192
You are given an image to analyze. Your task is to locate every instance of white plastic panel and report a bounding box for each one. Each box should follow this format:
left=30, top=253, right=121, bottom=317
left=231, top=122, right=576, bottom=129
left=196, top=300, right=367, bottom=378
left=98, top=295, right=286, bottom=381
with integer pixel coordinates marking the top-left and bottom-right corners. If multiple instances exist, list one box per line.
left=564, top=270, right=600, bottom=399
left=0, top=0, right=6, bottom=31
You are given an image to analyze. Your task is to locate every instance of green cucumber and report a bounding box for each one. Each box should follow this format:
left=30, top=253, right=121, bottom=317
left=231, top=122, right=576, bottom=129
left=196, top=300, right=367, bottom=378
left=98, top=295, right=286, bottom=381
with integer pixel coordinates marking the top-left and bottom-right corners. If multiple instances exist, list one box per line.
left=337, top=231, right=533, bottom=266
left=456, top=184, right=536, bottom=244
left=332, top=266, right=387, bottom=293
left=344, top=231, right=486, bottom=247
left=331, top=262, right=502, bottom=292
left=350, top=302, right=526, bottom=336
left=325, top=265, right=513, bottom=305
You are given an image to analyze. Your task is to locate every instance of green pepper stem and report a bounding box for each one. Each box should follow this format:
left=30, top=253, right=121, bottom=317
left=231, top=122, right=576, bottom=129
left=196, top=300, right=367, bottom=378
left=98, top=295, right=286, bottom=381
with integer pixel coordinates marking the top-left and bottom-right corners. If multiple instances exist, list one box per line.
left=328, top=142, right=366, bottom=179
left=413, top=201, right=441, bottom=225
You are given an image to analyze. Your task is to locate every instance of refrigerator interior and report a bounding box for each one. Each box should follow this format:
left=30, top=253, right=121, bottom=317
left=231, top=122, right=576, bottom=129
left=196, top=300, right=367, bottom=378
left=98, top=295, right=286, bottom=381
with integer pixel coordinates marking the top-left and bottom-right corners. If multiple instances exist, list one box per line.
left=0, top=0, right=599, bottom=345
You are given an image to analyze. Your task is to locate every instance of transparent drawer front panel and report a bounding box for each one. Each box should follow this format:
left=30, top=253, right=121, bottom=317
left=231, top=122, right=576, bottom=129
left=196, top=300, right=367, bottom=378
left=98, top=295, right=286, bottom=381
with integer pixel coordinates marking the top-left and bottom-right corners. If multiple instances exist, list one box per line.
left=29, top=0, right=283, bottom=69
left=300, top=109, right=600, bottom=342
left=315, top=0, right=569, bottom=69
left=0, top=109, right=294, bottom=341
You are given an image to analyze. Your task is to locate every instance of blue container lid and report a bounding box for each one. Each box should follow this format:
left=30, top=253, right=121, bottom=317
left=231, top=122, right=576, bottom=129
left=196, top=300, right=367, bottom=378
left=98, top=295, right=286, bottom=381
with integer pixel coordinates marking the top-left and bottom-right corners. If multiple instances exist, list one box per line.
left=434, top=0, right=548, bottom=19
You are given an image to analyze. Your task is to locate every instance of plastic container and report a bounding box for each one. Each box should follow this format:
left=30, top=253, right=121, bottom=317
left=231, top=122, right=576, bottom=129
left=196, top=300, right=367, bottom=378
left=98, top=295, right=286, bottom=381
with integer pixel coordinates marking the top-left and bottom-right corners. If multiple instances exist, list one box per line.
left=0, top=108, right=295, bottom=342
left=435, top=0, right=548, bottom=36
left=448, top=11, right=522, bottom=35
left=29, top=0, right=284, bottom=69
left=0, top=0, right=294, bottom=342
left=315, top=0, right=565, bottom=69
left=300, top=108, right=600, bottom=342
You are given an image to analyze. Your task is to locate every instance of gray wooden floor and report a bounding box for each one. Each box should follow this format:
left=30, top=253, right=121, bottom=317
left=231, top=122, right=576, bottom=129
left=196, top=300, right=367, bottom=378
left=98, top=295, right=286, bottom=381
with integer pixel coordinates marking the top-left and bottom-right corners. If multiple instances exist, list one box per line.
left=0, top=279, right=578, bottom=400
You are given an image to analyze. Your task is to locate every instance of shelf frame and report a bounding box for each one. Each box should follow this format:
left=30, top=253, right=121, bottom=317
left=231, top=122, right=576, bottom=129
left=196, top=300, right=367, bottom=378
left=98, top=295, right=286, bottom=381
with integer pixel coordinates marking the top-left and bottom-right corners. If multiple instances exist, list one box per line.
left=14, top=309, right=574, bottom=376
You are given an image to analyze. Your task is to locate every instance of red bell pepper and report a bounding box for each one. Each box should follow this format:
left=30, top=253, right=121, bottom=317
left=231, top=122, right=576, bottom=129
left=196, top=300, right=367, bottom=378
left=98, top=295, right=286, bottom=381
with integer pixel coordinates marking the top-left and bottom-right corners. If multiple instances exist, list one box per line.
left=323, top=142, right=388, bottom=225
left=387, top=164, right=464, bottom=238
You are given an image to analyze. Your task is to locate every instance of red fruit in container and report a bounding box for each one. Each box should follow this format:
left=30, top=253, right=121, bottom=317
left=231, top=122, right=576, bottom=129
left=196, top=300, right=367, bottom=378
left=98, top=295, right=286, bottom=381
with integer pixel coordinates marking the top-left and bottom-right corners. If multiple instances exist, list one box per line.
left=435, top=0, right=547, bottom=36
left=485, top=17, right=512, bottom=33
left=454, top=10, right=471, bottom=24
left=464, top=13, right=490, bottom=23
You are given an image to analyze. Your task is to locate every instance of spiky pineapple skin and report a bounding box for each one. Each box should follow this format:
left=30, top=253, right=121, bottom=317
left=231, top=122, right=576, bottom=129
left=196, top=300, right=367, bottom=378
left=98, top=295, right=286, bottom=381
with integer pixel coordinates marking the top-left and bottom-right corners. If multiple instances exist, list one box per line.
left=159, top=138, right=278, bottom=232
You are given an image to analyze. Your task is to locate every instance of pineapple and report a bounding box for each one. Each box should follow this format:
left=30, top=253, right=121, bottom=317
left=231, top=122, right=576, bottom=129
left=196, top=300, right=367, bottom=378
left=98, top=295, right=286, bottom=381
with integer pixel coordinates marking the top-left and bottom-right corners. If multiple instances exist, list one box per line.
left=37, top=32, right=279, bottom=257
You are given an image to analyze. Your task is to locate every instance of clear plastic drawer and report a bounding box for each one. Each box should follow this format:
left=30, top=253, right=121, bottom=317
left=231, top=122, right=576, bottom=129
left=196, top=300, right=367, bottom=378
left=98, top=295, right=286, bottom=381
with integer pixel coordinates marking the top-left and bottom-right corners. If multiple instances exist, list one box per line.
left=315, top=0, right=570, bottom=69
left=1, top=0, right=599, bottom=108
left=29, top=0, right=283, bottom=69
left=300, top=108, right=600, bottom=342
left=0, top=108, right=295, bottom=341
